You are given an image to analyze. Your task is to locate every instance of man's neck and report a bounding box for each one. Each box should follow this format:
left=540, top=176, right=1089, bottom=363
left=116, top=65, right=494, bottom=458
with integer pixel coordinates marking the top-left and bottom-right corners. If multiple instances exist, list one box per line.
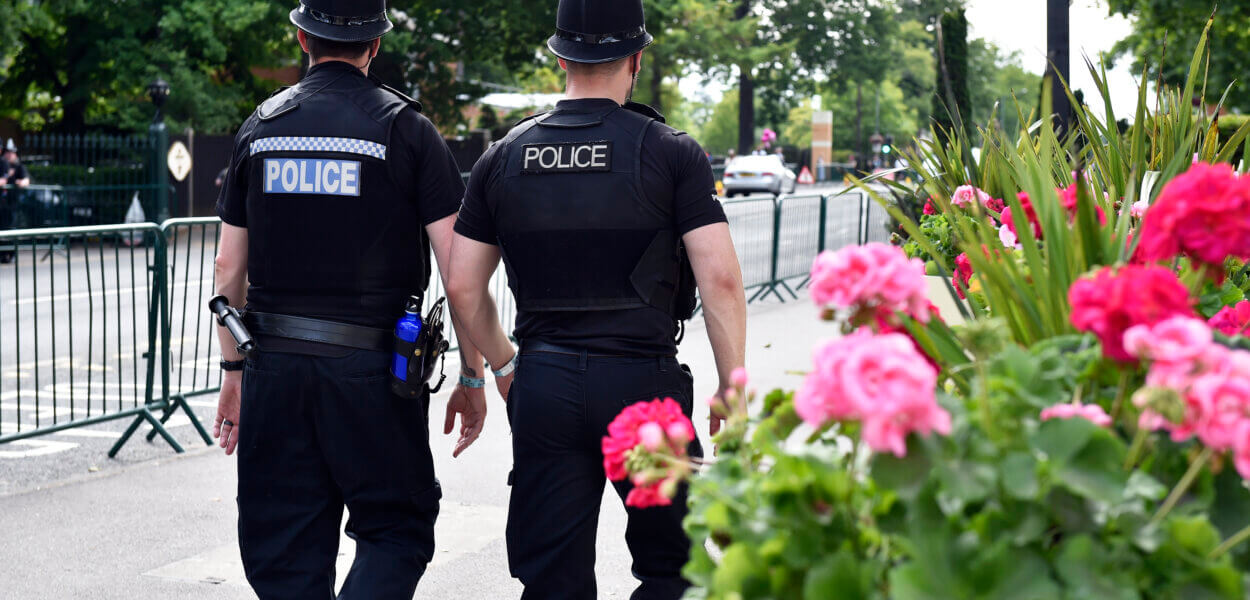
left=311, top=56, right=369, bottom=76
left=564, top=81, right=626, bottom=105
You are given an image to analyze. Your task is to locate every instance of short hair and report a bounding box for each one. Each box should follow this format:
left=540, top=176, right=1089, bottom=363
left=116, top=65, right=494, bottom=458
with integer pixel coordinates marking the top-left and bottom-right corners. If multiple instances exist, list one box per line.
left=564, top=56, right=631, bottom=78
left=304, top=33, right=375, bottom=61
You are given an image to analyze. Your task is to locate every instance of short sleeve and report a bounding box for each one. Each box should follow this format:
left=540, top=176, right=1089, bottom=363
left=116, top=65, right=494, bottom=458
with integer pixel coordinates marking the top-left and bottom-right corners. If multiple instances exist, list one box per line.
left=453, top=142, right=503, bottom=245
left=392, top=110, right=464, bottom=226
left=668, top=133, right=727, bottom=234
left=215, top=117, right=254, bottom=228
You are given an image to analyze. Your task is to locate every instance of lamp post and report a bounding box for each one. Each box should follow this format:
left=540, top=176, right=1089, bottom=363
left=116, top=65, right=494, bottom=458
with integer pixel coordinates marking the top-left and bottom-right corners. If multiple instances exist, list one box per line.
left=1047, top=0, right=1071, bottom=136
left=147, top=79, right=171, bottom=221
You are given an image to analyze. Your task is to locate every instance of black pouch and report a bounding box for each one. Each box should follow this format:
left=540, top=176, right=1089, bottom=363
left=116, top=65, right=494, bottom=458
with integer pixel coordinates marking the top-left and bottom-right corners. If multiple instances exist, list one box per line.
left=390, top=297, right=451, bottom=399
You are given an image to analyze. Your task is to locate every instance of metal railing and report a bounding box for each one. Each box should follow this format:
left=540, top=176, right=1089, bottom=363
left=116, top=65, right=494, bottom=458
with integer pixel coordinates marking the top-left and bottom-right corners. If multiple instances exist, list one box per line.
left=0, top=189, right=892, bottom=454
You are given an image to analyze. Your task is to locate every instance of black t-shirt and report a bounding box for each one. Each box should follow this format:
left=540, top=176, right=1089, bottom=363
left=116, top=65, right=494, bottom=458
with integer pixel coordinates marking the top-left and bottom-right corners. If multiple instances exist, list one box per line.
left=1, top=158, right=27, bottom=183
left=455, top=98, right=727, bottom=356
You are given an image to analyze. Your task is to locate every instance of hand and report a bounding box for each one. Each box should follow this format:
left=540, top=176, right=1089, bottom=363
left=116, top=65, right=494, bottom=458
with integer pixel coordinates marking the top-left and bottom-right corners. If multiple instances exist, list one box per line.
left=708, top=386, right=742, bottom=437
left=213, top=371, right=242, bottom=455
left=444, top=383, right=487, bottom=457
left=494, top=371, right=514, bottom=402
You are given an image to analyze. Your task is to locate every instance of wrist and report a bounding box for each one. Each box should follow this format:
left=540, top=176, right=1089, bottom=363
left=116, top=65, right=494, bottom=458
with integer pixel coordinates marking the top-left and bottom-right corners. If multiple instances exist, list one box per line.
left=458, top=373, right=486, bottom=389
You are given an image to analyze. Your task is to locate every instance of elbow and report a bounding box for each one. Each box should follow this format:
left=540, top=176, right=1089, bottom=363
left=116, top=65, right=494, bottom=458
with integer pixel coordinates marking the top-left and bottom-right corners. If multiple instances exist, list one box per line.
left=213, top=253, right=245, bottom=290
left=444, top=273, right=475, bottom=311
left=704, top=268, right=745, bottom=303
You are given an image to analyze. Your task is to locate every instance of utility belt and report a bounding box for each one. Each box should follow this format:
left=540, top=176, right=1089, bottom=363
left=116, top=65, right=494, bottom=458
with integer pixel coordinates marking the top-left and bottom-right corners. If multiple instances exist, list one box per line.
left=240, top=298, right=449, bottom=399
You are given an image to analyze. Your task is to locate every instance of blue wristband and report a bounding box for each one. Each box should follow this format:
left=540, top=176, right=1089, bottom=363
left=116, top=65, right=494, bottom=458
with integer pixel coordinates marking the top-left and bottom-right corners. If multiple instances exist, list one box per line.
left=458, top=374, right=486, bottom=389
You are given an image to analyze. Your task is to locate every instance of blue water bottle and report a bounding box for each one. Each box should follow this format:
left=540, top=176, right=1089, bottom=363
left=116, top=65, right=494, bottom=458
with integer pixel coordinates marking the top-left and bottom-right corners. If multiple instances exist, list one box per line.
left=391, top=300, right=423, bottom=381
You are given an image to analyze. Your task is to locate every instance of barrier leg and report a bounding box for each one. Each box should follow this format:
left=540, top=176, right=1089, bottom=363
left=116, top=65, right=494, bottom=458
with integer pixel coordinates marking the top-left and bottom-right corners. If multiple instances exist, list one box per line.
left=144, top=403, right=177, bottom=442
left=774, top=280, right=799, bottom=300
left=109, top=406, right=185, bottom=457
left=176, top=395, right=214, bottom=445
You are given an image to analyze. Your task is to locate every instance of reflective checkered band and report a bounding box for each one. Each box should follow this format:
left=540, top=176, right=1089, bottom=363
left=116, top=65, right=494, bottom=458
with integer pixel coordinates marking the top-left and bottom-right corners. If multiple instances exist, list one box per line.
left=249, top=137, right=387, bottom=160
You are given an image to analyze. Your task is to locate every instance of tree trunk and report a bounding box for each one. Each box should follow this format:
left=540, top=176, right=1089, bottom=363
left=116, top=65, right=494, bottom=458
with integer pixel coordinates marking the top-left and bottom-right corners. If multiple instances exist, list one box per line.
left=738, top=69, right=755, bottom=156
left=649, top=55, right=664, bottom=114
left=855, top=83, right=864, bottom=172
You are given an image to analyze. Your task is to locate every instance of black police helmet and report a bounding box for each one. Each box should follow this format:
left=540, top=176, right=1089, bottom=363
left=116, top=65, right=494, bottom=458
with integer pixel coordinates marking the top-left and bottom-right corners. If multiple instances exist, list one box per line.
left=547, top=0, right=653, bottom=65
left=289, top=0, right=393, bottom=43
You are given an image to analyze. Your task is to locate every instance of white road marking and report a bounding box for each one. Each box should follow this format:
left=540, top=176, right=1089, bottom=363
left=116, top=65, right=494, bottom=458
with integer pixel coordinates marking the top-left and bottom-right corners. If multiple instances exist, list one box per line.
left=0, top=439, right=79, bottom=458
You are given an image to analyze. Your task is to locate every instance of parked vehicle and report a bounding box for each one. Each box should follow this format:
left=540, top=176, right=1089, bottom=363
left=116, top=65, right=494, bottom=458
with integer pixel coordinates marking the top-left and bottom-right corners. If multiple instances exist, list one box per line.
left=722, top=155, right=797, bottom=197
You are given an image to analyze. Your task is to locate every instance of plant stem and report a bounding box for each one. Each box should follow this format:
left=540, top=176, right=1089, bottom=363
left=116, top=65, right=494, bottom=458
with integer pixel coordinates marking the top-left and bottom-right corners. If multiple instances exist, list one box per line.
left=1209, top=523, right=1250, bottom=559
left=1124, top=423, right=1150, bottom=471
left=1110, top=369, right=1131, bottom=421
left=1149, top=446, right=1214, bottom=527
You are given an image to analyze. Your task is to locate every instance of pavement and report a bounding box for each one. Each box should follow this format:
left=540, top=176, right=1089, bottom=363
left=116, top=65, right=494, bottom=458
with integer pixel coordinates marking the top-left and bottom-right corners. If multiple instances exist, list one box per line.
left=0, top=292, right=831, bottom=599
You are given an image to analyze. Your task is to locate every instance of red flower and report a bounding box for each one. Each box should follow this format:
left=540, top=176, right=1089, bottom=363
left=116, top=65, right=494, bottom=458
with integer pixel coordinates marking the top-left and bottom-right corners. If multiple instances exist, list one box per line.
left=1001, top=192, right=1042, bottom=240
left=602, top=398, right=696, bottom=508
left=984, top=196, right=1006, bottom=216
left=923, top=198, right=937, bottom=215
left=954, top=253, right=973, bottom=300
left=1059, top=184, right=1107, bottom=225
left=1209, top=301, right=1250, bottom=337
left=1069, top=265, right=1197, bottom=361
left=1138, top=162, right=1250, bottom=275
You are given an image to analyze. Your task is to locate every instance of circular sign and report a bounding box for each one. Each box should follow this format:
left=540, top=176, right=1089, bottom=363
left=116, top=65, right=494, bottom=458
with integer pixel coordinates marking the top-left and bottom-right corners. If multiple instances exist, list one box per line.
left=168, top=141, right=192, bottom=182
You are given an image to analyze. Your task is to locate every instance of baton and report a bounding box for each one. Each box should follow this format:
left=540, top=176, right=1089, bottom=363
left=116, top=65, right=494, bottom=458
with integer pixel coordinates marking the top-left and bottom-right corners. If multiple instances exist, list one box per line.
left=208, top=295, right=256, bottom=356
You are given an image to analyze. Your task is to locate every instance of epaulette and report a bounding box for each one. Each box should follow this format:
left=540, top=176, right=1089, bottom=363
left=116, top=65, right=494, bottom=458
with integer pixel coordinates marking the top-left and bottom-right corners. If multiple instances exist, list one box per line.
left=258, top=85, right=300, bottom=121
left=373, top=77, right=423, bottom=113
left=623, top=101, right=666, bottom=124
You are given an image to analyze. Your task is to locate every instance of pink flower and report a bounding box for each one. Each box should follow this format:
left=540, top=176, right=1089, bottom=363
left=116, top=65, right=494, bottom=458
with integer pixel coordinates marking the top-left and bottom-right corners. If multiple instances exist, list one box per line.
left=1209, top=301, right=1250, bottom=337
left=985, top=197, right=1006, bottom=215
left=794, top=330, right=946, bottom=457
left=954, top=253, right=973, bottom=300
left=1069, top=266, right=1196, bottom=362
left=1138, top=162, right=1250, bottom=276
left=1235, top=421, right=1250, bottom=479
left=1123, top=317, right=1213, bottom=364
left=1130, top=199, right=1149, bottom=218
left=665, top=421, right=691, bottom=446
left=602, top=398, right=695, bottom=482
left=999, top=224, right=1019, bottom=248
left=1040, top=401, right=1113, bottom=428
left=625, top=484, right=671, bottom=509
left=951, top=185, right=991, bottom=207
left=637, top=422, right=664, bottom=451
left=1001, top=192, right=1042, bottom=241
left=730, top=367, right=749, bottom=388
left=923, top=198, right=937, bottom=215
left=809, top=244, right=931, bottom=322
left=1188, top=371, right=1250, bottom=450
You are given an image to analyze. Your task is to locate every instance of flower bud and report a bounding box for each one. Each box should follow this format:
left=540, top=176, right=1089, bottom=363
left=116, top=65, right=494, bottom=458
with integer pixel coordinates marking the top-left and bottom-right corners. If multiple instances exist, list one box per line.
left=666, top=422, right=691, bottom=446
left=638, top=422, right=664, bottom=452
left=730, top=367, right=749, bottom=388
left=659, top=476, right=680, bottom=499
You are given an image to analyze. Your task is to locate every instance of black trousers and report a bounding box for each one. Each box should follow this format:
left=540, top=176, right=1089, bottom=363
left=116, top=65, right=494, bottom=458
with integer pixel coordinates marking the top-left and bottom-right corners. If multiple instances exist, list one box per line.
left=506, top=347, right=703, bottom=600
left=237, top=349, right=441, bottom=600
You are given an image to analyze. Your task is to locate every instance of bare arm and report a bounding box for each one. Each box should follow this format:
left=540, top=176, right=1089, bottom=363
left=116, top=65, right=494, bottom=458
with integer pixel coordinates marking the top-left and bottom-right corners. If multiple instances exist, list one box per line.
left=683, top=222, right=746, bottom=434
left=445, top=233, right=516, bottom=370
left=427, top=214, right=486, bottom=378
left=213, top=223, right=248, bottom=454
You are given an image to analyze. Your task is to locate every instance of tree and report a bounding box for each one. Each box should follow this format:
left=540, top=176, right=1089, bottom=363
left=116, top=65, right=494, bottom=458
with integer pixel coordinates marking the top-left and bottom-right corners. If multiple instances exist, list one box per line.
left=698, top=89, right=741, bottom=156
left=1108, top=1, right=1250, bottom=112
left=932, top=8, right=971, bottom=144
left=967, top=40, right=1041, bottom=140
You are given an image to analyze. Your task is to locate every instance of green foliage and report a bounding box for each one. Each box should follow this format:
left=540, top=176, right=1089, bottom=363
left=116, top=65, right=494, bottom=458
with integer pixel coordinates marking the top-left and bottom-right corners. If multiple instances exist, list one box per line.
left=933, top=8, right=971, bottom=144
left=1108, top=0, right=1250, bottom=113
left=698, top=90, right=741, bottom=157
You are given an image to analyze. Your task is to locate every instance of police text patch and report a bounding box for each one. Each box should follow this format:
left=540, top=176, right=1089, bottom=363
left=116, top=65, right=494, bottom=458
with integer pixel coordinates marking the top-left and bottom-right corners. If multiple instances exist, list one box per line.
left=264, top=158, right=361, bottom=196
left=520, top=141, right=612, bottom=174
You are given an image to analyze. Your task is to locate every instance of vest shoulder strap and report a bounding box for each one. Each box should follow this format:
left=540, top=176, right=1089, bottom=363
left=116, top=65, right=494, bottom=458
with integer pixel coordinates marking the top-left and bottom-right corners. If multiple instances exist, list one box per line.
left=372, top=76, right=423, bottom=114
left=258, top=85, right=300, bottom=121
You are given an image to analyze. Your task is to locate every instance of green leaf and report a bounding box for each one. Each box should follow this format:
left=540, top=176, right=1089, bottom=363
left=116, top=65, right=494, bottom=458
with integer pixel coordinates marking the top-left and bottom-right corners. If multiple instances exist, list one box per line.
left=1000, top=452, right=1040, bottom=500
left=1168, top=515, right=1222, bottom=557
left=870, top=438, right=933, bottom=502
left=1031, top=417, right=1095, bottom=465
left=1053, top=535, right=1142, bottom=600
left=1054, top=428, right=1128, bottom=505
left=936, top=460, right=997, bottom=514
left=802, top=549, right=872, bottom=600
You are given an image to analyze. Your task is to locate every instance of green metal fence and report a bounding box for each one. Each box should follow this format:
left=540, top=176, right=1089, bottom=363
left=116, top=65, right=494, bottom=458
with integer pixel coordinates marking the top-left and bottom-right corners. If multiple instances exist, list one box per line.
left=0, top=188, right=894, bottom=454
left=17, top=131, right=170, bottom=225
left=0, top=222, right=204, bottom=454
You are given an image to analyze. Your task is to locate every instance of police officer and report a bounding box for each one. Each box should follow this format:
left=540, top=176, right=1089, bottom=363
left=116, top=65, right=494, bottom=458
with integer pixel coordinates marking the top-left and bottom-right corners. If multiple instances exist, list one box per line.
left=212, top=2, right=509, bottom=598
left=446, top=1, right=748, bottom=597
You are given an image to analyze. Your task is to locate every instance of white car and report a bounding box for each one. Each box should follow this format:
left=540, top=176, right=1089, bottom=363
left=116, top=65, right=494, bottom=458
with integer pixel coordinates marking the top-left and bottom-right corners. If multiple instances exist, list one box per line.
left=722, top=155, right=796, bottom=197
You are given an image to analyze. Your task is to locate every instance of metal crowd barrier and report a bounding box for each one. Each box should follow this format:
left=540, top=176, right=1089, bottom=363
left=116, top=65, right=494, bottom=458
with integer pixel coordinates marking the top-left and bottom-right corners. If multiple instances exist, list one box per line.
left=0, top=189, right=893, bottom=454
left=0, top=222, right=203, bottom=455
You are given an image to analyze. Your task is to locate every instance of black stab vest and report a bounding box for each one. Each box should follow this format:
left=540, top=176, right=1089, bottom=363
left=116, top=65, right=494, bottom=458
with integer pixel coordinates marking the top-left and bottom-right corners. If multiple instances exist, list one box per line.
left=491, top=102, right=695, bottom=319
left=242, top=68, right=430, bottom=328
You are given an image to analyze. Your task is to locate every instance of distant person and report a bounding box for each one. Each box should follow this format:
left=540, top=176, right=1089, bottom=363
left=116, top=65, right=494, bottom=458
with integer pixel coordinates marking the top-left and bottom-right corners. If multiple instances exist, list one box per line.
left=2, top=139, right=30, bottom=187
